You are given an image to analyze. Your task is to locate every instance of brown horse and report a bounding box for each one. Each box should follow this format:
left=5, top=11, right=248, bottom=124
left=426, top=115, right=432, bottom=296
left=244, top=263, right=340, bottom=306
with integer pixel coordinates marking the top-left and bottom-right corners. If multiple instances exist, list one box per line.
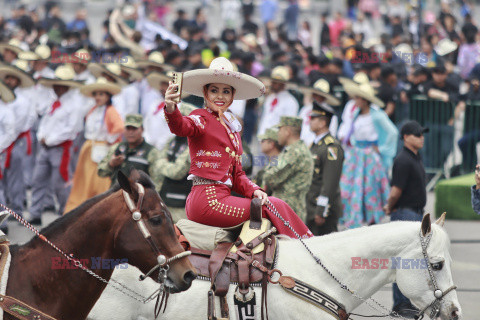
left=5, top=170, right=196, bottom=320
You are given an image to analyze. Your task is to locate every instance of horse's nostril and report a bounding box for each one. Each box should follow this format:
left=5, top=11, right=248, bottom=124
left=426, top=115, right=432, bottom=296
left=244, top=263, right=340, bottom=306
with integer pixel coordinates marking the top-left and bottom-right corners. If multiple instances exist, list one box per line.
left=451, top=308, right=459, bottom=319
left=183, top=270, right=197, bottom=285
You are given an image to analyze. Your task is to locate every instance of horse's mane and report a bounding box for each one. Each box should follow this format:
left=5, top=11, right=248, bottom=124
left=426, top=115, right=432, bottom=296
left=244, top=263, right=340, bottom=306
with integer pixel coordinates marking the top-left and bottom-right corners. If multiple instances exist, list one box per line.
left=24, top=171, right=156, bottom=244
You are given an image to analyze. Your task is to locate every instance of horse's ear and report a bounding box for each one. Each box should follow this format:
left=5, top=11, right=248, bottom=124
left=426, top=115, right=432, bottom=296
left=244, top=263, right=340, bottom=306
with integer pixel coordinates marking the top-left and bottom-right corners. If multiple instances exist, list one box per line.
left=118, top=170, right=133, bottom=195
left=435, top=212, right=447, bottom=227
left=421, top=213, right=432, bottom=236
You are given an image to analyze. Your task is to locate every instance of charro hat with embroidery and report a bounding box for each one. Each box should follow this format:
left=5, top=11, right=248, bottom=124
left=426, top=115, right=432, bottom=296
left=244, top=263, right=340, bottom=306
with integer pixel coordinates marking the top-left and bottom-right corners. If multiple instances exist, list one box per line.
left=0, top=80, right=15, bottom=103
left=0, top=39, right=26, bottom=55
left=18, top=45, right=51, bottom=61
left=38, top=65, right=83, bottom=88
left=0, top=60, right=34, bottom=88
left=276, top=116, right=303, bottom=129
left=80, top=77, right=122, bottom=97
left=125, top=114, right=143, bottom=128
left=310, top=100, right=335, bottom=118
left=298, top=79, right=340, bottom=106
left=343, top=81, right=385, bottom=107
left=136, top=51, right=173, bottom=70
left=182, top=57, right=265, bottom=100
left=88, top=63, right=128, bottom=86
left=119, top=56, right=143, bottom=80
left=257, top=127, right=279, bottom=142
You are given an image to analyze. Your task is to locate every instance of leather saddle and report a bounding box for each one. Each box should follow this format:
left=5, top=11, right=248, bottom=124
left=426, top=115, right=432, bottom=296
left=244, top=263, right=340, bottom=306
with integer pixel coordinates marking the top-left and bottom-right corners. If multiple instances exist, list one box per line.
left=177, top=199, right=277, bottom=320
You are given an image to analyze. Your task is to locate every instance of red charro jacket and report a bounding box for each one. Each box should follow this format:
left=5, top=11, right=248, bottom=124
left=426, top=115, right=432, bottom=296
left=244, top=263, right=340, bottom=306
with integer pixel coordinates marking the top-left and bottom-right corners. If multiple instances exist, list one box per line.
left=164, top=106, right=260, bottom=198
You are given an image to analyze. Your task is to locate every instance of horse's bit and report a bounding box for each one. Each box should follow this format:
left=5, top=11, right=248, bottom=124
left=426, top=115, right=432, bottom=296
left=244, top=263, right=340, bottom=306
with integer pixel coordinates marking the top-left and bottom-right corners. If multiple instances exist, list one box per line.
left=122, top=183, right=191, bottom=286
left=414, top=231, right=457, bottom=320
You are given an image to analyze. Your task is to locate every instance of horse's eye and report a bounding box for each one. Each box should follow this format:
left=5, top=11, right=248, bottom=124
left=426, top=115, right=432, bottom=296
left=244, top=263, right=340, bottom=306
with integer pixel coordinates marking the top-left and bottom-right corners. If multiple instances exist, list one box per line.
left=431, top=262, right=443, bottom=271
left=149, top=215, right=162, bottom=226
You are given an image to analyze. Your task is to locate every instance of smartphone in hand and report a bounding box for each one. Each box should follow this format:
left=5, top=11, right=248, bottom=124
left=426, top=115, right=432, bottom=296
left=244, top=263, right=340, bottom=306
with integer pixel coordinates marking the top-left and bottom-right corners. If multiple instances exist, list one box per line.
left=172, top=72, right=183, bottom=104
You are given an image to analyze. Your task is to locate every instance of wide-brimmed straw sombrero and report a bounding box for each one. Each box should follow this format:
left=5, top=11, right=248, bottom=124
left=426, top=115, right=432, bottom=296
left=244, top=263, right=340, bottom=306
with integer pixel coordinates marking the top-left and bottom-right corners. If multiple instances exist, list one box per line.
left=259, top=65, right=291, bottom=85
left=182, top=57, right=265, bottom=100
left=38, top=65, right=83, bottom=88
left=435, top=38, right=458, bottom=57
left=0, top=39, right=26, bottom=56
left=339, top=72, right=370, bottom=88
left=88, top=63, right=128, bottom=86
left=298, top=79, right=340, bottom=106
left=0, top=61, right=34, bottom=88
left=119, top=56, right=143, bottom=80
left=0, top=80, right=15, bottom=103
left=18, top=45, right=51, bottom=61
left=80, top=77, right=122, bottom=97
left=343, top=81, right=384, bottom=107
left=136, top=51, right=173, bottom=71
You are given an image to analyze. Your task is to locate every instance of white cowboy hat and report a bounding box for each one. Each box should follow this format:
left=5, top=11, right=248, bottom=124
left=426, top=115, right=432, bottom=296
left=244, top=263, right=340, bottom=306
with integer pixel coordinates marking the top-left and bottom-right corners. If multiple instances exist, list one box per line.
left=339, top=72, right=370, bottom=88
left=298, top=79, right=340, bottom=106
left=0, top=39, right=26, bottom=55
left=88, top=63, right=128, bottom=86
left=435, top=38, right=458, bottom=57
left=80, top=77, right=122, bottom=97
left=136, top=51, right=173, bottom=70
left=18, top=45, right=51, bottom=61
left=0, top=61, right=34, bottom=88
left=0, top=80, right=15, bottom=103
left=38, top=65, right=83, bottom=88
left=343, top=81, right=385, bottom=107
left=182, top=57, right=265, bottom=100
left=119, top=56, right=143, bottom=80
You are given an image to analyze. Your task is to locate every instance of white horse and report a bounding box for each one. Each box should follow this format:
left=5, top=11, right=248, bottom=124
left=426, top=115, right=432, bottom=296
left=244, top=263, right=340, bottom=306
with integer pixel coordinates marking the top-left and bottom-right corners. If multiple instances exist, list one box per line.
left=88, top=214, right=462, bottom=320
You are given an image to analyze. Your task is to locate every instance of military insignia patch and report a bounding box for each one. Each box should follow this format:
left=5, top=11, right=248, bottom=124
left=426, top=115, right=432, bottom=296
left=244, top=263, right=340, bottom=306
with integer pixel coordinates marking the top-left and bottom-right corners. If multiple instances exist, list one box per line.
left=327, top=147, right=338, bottom=160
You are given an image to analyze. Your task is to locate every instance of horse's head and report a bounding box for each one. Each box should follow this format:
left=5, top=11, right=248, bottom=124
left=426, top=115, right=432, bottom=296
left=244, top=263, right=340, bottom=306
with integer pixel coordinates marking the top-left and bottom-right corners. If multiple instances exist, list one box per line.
left=112, top=170, right=196, bottom=293
left=395, top=213, right=461, bottom=320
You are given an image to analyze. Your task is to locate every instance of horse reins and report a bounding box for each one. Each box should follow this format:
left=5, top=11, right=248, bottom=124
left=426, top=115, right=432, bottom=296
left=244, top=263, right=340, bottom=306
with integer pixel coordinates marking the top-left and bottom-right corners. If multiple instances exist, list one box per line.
left=265, top=200, right=457, bottom=320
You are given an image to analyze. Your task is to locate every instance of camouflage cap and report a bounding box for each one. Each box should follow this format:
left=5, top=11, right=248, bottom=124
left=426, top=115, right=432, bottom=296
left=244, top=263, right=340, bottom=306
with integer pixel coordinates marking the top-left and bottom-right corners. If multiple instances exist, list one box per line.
left=125, top=114, right=143, bottom=128
left=277, top=116, right=302, bottom=129
left=258, top=127, right=279, bottom=142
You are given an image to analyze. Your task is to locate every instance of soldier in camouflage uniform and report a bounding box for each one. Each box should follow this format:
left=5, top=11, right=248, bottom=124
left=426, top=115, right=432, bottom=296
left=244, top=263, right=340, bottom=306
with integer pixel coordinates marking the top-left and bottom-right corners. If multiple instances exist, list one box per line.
left=98, top=114, right=162, bottom=186
left=262, top=116, right=313, bottom=222
left=306, top=101, right=344, bottom=235
left=254, top=127, right=282, bottom=196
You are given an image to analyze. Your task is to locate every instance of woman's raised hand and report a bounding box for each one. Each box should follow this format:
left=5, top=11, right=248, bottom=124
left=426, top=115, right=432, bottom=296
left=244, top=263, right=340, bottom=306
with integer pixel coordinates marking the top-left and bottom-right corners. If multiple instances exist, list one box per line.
left=164, top=81, right=181, bottom=113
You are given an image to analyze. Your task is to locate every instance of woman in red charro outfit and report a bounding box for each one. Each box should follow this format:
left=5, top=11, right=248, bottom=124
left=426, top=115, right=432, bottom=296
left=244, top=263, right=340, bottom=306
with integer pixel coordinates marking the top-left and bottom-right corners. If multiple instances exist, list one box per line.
left=163, top=57, right=312, bottom=238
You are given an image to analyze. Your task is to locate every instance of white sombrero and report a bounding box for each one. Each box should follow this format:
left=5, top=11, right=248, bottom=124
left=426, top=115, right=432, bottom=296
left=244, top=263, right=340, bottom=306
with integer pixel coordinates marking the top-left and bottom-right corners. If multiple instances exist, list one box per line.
left=435, top=38, right=458, bottom=57
left=183, top=57, right=265, bottom=100
left=0, top=80, right=15, bottom=103
left=119, top=56, right=143, bottom=80
left=298, top=79, right=340, bottom=106
left=80, top=77, right=122, bottom=97
left=88, top=63, right=128, bottom=86
left=38, top=65, right=83, bottom=88
left=18, top=45, right=51, bottom=61
left=136, top=51, right=173, bottom=70
left=0, top=61, right=34, bottom=88
left=259, top=65, right=291, bottom=85
left=339, top=72, right=370, bottom=88
left=343, top=81, right=385, bottom=107
left=0, top=39, right=26, bottom=55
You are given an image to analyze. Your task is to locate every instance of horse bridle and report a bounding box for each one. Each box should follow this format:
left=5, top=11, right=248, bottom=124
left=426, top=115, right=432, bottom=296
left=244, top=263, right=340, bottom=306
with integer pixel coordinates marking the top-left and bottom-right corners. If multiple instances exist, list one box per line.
left=122, top=183, right=191, bottom=283
left=414, top=231, right=457, bottom=320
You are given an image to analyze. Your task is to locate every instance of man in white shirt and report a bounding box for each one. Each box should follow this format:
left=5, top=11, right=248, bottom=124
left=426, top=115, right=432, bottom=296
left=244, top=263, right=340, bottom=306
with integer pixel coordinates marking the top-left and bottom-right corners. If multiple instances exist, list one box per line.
left=258, top=66, right=299, bottom=135
left=0, top=82, right=16, bottom=233
left=119, top=55, right=142, bottom=117
left=0, top=64, right=36, bottom=217
left=29, top=66, right=84, bottom=224
left=299, top=78, right=340, bottom=145
left=143, top=71, right=175, bottom=151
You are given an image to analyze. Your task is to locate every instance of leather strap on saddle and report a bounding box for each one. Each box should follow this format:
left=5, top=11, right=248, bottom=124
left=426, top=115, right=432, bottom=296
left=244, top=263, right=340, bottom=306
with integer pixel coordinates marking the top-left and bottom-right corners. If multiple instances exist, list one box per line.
left=249, top=198, right=262, bottom=230
left=208, top=242, right=234, bottom=296
left=0, top=295, right=58, bottom=320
